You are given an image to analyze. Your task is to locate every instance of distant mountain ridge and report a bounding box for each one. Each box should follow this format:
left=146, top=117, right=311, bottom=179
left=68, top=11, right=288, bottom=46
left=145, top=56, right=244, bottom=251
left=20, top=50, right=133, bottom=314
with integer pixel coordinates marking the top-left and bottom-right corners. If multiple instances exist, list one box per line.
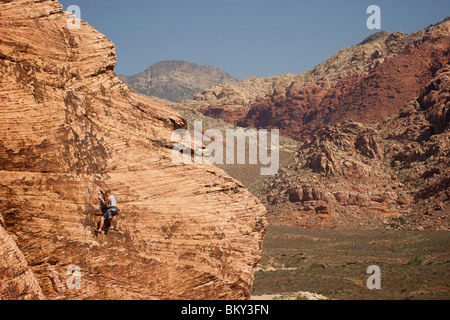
left=118, top=60, right=239, bottom=102
left=181, top=17, right=449, bottom=141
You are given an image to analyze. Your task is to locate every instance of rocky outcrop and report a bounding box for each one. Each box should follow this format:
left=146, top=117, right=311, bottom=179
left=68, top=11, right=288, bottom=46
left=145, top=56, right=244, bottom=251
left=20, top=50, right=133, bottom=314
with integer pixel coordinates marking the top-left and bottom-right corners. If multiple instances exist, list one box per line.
left=262, top=120, right=407, bottom=229
left=0, top=0, right=266, bottom=300
left=119, top=60, right=239, bottom=102
left=379, top=67, right=450, bottom=230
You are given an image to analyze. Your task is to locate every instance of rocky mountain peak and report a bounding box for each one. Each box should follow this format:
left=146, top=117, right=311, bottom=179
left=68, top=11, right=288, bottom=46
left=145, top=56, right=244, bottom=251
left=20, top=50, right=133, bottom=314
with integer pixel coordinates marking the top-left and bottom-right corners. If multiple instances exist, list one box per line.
left=359, top=30, right=391, bottom=45
left=119, top=60, right=239, bottom=102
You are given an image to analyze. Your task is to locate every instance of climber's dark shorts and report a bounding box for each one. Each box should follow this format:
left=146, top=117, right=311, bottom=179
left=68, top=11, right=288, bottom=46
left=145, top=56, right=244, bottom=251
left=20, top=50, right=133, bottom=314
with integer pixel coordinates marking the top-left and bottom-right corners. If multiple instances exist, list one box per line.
left=103, top=209, right=115, bottom=219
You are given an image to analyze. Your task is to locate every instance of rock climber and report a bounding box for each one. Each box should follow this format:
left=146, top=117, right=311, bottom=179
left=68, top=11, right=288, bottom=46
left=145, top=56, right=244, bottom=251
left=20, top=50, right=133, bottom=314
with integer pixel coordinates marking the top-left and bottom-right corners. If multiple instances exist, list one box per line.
left=96, top=188, right=118, bottom=234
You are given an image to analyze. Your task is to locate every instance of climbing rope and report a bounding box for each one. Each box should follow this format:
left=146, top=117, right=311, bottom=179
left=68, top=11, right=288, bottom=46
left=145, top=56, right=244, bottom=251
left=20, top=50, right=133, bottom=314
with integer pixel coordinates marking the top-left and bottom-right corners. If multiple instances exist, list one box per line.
left=83, top=181, right=93, bottom=297
left=81, top=95, right=95, bottom=297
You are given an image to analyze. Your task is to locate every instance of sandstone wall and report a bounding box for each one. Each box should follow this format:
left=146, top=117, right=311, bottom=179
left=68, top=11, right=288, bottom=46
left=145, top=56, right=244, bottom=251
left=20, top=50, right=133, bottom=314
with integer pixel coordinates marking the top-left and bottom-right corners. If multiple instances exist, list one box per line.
left=0, top=0, right=266, bottom=300
left=0, top=225, right=45, bottom=299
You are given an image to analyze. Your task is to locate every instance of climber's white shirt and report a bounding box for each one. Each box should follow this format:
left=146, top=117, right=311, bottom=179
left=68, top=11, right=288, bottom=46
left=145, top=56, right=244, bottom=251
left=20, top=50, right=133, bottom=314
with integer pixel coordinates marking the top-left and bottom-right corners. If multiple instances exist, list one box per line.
left=109, top=194, right=117, bottom=208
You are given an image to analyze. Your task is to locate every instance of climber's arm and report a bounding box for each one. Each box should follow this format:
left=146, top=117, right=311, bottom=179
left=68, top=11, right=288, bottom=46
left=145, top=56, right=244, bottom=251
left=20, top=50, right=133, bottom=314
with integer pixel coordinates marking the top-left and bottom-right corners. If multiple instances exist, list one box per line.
left=98, top=189, right=107, bottom=205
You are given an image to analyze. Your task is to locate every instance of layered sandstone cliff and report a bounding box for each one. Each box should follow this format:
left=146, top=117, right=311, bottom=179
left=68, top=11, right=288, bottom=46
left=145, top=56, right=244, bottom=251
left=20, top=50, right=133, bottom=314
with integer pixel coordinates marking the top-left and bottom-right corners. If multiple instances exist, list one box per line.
left=0, top=0, right=266, bottom=300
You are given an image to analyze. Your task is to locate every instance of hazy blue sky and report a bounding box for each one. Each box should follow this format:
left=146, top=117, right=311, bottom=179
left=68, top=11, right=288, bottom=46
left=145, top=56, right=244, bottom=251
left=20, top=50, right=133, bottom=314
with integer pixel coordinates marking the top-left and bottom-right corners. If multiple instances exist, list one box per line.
left=59, top=0, right=449, bottom=79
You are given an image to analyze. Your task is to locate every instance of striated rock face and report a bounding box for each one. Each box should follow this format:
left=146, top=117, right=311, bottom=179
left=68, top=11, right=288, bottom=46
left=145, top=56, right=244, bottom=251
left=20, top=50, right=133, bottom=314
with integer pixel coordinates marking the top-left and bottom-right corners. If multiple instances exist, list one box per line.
left=119, top=60, right=239, bottom=102
left=0, top=0, right=266, bottom=300
left=0, top=225, right=45, bottom=300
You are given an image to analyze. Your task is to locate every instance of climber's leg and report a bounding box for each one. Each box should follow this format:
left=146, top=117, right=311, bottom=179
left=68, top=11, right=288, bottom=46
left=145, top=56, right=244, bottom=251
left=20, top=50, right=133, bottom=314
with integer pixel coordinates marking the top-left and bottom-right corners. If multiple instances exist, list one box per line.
left=96, top=216, right=105, bottom=233
left=96, top=210, right=111, bottom=233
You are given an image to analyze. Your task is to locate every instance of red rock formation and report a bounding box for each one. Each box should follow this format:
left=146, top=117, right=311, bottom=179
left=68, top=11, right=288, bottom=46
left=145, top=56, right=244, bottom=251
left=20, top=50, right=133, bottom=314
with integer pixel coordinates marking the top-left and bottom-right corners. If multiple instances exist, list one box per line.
left=0, top=0, right=266, bottom=300
left=238, top=32, right=449, bottom=141
left=182, top=19, right=449, bottom=142
left=260, top=67, right=449, bottom=230
left=418, top=67, right=450, bottom=134
left=199, top=105, right=247, bottom=126
left=380, top=66, right=450, bottom=229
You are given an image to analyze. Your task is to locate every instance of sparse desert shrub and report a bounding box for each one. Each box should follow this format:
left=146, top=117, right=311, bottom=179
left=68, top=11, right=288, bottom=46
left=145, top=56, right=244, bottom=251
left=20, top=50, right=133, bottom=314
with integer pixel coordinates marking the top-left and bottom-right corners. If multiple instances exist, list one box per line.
left=407, top=256, right=423, bottom=265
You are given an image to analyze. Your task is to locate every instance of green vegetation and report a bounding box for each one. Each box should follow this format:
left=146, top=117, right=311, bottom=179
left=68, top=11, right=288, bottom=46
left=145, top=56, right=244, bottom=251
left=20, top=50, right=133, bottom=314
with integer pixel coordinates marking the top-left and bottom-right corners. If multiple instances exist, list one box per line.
left=389, top=217, right=406, bottom=229
left=407, top=256, right=423, bottom=266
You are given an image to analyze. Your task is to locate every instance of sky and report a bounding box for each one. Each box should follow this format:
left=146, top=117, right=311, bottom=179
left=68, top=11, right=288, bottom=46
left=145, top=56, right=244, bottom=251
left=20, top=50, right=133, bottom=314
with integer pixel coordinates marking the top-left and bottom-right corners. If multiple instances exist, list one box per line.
left=58, top=0, right=449, bottom=80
